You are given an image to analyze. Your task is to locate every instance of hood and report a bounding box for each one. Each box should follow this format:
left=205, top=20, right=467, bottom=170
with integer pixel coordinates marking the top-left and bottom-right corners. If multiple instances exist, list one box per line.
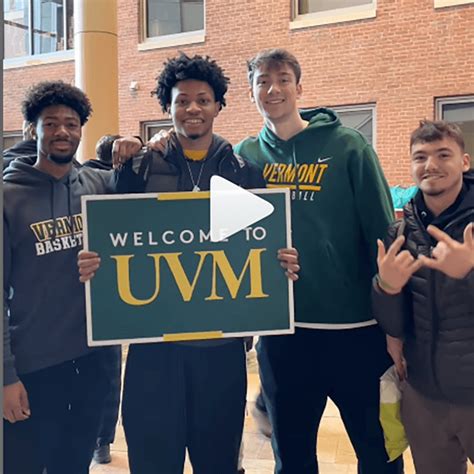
left=3, top=139, right=37, bottom=159
left=405, top=169, right=474, bottom=230
left=260, top=107, right=340, bottom=147
left=4, top=156, right=79, bottom=239
left=163, top=133, right=235, bottom=172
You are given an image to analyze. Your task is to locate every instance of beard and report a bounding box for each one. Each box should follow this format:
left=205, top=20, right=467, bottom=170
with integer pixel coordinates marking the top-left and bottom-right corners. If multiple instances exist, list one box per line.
left=49, top=153, right=75, bottom=165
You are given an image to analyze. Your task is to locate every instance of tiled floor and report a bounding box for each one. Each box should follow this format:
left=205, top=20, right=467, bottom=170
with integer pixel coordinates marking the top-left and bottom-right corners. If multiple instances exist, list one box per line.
left=91, top=353, right=474, bottom=474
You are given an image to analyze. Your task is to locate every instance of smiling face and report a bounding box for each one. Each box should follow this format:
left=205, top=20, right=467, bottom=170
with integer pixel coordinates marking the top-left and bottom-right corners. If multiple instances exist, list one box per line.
left=250, top=62, right=302, bottom=126
left=411, top=137, right=470, bottom=210
left=169, top=79, right=220, bottom=150
left=35, top=104, right=81, bottom=165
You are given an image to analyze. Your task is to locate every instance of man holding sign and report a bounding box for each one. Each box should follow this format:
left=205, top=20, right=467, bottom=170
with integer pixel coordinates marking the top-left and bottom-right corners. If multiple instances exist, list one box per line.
left=79, top=53, right=298, bottom=474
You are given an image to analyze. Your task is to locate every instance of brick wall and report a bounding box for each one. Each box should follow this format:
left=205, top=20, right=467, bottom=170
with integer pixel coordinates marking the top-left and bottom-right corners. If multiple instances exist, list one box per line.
left=3, top=0, right=473, bottom=186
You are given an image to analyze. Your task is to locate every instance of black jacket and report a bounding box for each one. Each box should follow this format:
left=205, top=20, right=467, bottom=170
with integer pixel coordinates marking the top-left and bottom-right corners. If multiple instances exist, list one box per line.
left=372, top=171, right=474, bottom=405
left=116, top=134, right=265, bottom=193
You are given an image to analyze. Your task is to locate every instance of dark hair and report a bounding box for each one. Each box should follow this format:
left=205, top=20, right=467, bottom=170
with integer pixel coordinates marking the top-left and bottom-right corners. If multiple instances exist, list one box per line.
left=410, top=120, right=465, bottom=152
left=95, top=134, right=122, bottom=163
left=152, top=52, right=229, bottom=113
left=22, top=80, right=92, bottom=125
left=247, top=48, right=302, bottom=85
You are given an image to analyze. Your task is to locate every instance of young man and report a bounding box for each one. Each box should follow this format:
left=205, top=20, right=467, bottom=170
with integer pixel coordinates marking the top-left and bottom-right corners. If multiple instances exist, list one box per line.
left=3, top=81, right=115, bottom=474
left=78, top=53, right=299, bottom=474
left=234, top=49, right=402, bottom=474
left=373, top=120, right=474, bottom=474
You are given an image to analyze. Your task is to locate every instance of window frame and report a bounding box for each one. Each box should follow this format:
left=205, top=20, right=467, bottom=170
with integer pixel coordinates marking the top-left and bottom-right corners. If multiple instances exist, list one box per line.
left=3, top=0, right=74, bottom=68
left=331, top=103, right=377, bottom=149
left=290, top=0, right=376, bottom=30
left=434, top=0, right=473, bottom=8
left=140, top=120, right=174, bottom=143
left=3, top=130, right=24, bottom=151
left=139, top=0, right=206, bottom=51
left=436, top=95, right=474, bottom=166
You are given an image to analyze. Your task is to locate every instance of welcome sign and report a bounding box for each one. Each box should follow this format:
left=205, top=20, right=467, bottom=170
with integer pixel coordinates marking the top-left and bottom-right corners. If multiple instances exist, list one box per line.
left=82, top=189, right=293, bottom=345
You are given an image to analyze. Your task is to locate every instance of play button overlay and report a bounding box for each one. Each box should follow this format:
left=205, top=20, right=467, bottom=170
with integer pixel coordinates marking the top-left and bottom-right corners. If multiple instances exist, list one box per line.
left=210, top=176, right=274, bottom=242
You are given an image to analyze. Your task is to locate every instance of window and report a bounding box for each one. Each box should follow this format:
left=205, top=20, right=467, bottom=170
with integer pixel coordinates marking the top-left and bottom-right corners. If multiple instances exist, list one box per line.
left=4, top=0, right=73, bottom=59
left=434, top=0, right=473, bottom=8
left=141, top=120, right=174, bottom=142
left=332, top=104, right=376, bottom=147
left=436, top=96, right=474, bottom=167
left=3, top=131, right=23, bottom=151
left=291, top=0, right=376, bottom=28
left=145, top=0, right=204, bottom=38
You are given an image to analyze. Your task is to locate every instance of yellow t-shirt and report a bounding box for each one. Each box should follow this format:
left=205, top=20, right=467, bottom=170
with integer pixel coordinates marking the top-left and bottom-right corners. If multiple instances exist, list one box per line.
left=183, top=149, right=207, bottom=161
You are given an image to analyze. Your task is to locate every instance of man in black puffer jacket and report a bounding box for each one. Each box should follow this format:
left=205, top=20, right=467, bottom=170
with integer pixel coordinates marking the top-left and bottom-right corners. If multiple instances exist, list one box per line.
left=372, top=120, right=474, bottom=474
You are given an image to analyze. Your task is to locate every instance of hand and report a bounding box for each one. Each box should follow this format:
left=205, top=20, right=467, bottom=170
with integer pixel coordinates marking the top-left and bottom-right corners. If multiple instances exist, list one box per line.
left=376, top=236, right=422, bottom=294
left=386, top=335, right=407, bottom=381
left=278, top=247, right=299, bottom=281
left=3, top=381, right=30, bottom=423
left=417, top=223, right=474, bottom=279
left=78, top=250, right=101, bottom=283
left=112, top=136, right=142, bottom=168
left=147, top=128, right=174, bottom=154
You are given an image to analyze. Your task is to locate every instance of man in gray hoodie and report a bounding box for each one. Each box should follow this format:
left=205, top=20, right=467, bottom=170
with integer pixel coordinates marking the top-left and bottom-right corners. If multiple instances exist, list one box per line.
left=3, top=81, right=114, bottom=474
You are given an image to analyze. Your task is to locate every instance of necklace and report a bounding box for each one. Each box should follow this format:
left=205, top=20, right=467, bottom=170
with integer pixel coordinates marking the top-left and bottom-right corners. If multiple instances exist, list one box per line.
left=184, top=159, right=206, bottom=192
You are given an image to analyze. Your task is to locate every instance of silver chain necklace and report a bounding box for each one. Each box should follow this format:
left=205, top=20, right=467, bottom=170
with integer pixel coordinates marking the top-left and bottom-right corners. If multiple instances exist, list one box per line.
left=184, top=158, right=206, bottom=192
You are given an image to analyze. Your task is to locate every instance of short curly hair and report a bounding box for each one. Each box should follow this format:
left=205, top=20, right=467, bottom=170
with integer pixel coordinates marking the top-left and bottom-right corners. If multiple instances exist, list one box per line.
left=22, top=80, right=92, bottom=125
left=152, top=52, right=229, bottom=113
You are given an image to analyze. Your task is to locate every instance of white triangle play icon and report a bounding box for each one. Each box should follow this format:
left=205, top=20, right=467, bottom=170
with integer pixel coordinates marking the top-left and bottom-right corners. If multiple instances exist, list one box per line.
left=210, top=176, right=274, bottom=242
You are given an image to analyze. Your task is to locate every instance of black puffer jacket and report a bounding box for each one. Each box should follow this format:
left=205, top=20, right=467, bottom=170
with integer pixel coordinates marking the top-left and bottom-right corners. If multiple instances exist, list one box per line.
left=116, top=133, right=265, bottom=193
left=373, top=171, right=474, bottom=405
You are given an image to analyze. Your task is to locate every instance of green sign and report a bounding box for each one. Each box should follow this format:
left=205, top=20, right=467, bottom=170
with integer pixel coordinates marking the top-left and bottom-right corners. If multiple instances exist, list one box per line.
left=82, top=189, right=293, bottom=345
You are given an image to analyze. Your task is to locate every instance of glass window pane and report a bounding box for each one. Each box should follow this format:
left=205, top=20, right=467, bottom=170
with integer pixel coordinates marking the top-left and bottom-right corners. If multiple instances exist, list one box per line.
left=66, top=0, right=73, bottom=49
left=442, top=102, right=474, bottom=166
left=4, top=0, right=29, bottom=58
left=336, top=109, right=373, bottom=146
left=298, top=0, right=371, bottom=15
left=32, top=0, right=64, bottom=55
left=147, top=0, right=203, bottom=37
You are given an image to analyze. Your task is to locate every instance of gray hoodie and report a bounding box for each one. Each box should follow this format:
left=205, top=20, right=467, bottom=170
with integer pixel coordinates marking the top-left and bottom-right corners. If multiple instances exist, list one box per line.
left=3, top=157, right=114, bottom=385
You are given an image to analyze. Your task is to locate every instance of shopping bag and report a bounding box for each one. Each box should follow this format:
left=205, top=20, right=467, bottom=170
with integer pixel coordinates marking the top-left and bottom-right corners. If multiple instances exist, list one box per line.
left=379, top=365, right=409, bottom=461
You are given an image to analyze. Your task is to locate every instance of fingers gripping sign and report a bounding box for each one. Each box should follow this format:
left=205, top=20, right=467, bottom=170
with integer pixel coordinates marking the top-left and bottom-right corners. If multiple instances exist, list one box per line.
left=376, top=235, right=423, bottom=294
left=417, top=222, right=474, bottom=279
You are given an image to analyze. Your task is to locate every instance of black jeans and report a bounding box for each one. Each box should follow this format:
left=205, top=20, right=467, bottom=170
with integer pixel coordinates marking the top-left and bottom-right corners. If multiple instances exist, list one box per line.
left=122, top=340, right=247, bottom=474
left=3, top=350, right=110, bottom=474
left=257, top=326, right=404, bottom=474
left=96, top=346, right=122, bottom=447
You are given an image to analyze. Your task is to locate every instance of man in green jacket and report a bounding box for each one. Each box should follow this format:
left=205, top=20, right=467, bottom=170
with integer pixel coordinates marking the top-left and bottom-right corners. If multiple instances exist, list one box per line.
left=234, top=48, right=402, bottom=474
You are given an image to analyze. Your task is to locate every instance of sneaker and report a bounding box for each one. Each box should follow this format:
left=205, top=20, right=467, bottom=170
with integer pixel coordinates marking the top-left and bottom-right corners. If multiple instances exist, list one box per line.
left=93, top=444, right=112, bottom=464
left=250, top=402, right=272, bottom=438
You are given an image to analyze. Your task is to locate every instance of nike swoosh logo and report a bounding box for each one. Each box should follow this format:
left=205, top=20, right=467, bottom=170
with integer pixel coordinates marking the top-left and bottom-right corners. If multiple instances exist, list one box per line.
left=317, top=156, right=333, bottom=163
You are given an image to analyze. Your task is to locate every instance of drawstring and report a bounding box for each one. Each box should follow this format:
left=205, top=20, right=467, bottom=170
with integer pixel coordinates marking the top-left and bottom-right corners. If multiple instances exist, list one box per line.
left=50, top=182, right=56, bottom=240
left=292, top=143, right=300, bottom=195
left=66, top=176, right=74, bottom=239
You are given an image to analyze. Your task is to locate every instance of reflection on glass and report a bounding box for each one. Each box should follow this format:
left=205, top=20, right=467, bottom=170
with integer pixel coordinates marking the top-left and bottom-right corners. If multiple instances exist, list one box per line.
left=443, top=102, right=474, bottom=164
left=4, top=0, right=29, bottom=58
left=32, top=0, right=64, bottom=55
left=147, top=0, right=204, bottom=37
left=337, top=109, right=374, bottom=146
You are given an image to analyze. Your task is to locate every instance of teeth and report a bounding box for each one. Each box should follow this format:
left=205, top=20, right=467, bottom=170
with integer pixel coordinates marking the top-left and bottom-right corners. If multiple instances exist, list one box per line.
left=186, top=120, right=203, bottom=124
